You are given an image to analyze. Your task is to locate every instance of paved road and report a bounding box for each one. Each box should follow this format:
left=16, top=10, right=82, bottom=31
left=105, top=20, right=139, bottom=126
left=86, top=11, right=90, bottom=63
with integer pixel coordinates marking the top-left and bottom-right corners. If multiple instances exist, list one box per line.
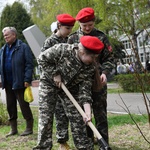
left=0, top=83, right=149, bottom=114
left=107, top=83, right=149, bottom=114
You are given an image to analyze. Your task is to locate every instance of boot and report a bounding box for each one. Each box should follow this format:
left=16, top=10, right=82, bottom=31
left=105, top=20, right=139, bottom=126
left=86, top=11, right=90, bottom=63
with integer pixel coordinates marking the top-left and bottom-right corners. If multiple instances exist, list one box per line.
left=20, top=119, right=33, bottom=136
left=6, top=120, right=18, bottom=137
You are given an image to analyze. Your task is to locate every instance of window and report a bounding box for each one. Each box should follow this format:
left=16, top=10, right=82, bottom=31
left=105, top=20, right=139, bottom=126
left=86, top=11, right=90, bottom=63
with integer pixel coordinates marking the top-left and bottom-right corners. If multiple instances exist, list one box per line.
left=140, top=53, right=144, bottom=62
left=145, top=36, right=150, bottom=46
left=146, top=52, right=150, bottom=60
left=138, top=37, right=143, bottom=47
left=122, top=40, right=132, bottom=49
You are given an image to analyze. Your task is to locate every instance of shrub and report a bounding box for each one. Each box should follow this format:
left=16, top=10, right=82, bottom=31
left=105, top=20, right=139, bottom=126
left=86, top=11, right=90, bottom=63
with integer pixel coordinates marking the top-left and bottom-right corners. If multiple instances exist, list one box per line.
left=0, top=98, right=8, bottom=125
left=114, top=73, right=150, bottom=92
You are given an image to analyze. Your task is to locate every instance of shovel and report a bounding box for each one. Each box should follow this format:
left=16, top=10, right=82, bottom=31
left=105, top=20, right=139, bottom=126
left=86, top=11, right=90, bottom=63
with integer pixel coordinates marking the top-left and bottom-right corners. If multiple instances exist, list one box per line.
left=61, top=83, right=112, bottom=150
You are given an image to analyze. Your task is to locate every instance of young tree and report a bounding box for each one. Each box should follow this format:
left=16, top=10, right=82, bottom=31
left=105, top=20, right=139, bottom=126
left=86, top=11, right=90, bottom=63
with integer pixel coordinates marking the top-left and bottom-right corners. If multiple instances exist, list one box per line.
left=103, top=0, right=150, bottom=72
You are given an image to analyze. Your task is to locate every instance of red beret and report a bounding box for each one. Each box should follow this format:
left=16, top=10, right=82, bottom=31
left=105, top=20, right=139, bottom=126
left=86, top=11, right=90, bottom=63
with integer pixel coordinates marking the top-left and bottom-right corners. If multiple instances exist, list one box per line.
left=76, top=7, right=95, bottom=23
left=57, top=14, right=76, bottom=26
left=80, top=36, right=104, bottom=54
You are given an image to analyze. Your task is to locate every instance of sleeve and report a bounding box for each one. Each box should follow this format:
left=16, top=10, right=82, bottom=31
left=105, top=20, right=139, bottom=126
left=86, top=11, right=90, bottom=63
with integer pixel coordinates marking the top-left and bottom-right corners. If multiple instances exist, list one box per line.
left=68, top=32, right=80, bottom=44
left=24, top=44, right=34, bottom=83
left=68, top=35, right=75, bottom=44
left=0, top=49, right=2, bottom=75
left=98, top=35, right=115, bottom=75
left=41, top=37, right=54, bottom=52
left=78, top=67, right=94, bottom=106
left=38, top=44, right=63, bottom=77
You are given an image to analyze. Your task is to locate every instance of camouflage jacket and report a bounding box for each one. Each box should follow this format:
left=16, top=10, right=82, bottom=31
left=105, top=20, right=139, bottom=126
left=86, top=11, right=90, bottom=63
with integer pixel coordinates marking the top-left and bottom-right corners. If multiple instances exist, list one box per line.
left=68, top=28, right=115, bottom=75
left=38, top=43, right=95, bottom=105
left=41, top=33, right=68, bottom=52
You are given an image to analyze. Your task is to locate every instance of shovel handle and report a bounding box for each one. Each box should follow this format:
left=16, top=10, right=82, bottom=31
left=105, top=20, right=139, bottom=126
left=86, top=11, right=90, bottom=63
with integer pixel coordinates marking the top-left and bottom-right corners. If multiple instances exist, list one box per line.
left=61, top=83, right=102, bottom=139
left=61, top=83, right=112, bottom=150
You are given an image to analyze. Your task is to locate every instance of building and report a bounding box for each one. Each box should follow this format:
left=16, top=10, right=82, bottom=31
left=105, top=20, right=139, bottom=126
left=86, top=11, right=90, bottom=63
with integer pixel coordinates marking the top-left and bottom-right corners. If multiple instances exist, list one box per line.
left=119, top=28, right=150, bottom=68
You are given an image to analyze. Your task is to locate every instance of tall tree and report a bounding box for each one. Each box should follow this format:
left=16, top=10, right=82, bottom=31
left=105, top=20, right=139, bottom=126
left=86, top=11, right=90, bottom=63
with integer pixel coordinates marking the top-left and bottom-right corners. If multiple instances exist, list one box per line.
left=101, top=0, right=150, bottom=71
left=29, top=0, right=63, bottom=36
left=0, top=1, right=33, bottom=46
left=28, top=0, right=102, bottom=36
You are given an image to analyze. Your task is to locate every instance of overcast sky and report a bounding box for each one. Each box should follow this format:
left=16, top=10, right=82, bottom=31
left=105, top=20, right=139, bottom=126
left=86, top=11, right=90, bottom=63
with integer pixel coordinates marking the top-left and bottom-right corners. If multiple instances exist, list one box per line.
left=0, top=0, right=29, bottom=14
left=0, top=0, right=15, bottom=12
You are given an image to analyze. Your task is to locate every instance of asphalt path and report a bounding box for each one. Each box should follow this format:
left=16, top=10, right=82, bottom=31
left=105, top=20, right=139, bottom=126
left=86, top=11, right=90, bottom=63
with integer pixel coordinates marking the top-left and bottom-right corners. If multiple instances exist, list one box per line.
left=0, top=83, right=149, bottom=114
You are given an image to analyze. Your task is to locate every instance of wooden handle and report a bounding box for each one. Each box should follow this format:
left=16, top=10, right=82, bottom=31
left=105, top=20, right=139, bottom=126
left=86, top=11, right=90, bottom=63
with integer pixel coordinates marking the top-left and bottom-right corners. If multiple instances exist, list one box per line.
left=61, top=83, right=102, bottom=140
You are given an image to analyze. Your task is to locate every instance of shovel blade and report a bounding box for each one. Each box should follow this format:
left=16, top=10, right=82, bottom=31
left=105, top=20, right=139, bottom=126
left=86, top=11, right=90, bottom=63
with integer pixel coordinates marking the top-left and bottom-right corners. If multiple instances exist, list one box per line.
left=98, top=138, right=112, bottom=150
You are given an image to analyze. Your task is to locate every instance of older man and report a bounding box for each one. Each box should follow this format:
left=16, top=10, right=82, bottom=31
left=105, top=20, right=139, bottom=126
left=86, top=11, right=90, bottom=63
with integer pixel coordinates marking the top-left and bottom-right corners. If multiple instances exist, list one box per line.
left=0, top=27, right=34, bottom=137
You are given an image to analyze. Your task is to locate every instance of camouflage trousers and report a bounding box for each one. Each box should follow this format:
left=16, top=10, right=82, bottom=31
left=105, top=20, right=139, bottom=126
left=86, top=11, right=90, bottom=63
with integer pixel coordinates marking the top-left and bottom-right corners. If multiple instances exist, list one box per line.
left=55, top=98, right=69, bottom=143
left=33, top=82, right=93, bottom=150
left=55, top=85, right=109, bottom=145
left=92, top=85, right=108, bottom=144
left=56, top=94, right=94, bottom=150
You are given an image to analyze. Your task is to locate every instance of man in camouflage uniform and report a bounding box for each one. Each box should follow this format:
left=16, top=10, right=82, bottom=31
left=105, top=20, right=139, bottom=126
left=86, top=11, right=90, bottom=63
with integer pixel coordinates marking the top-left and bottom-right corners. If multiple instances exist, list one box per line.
left=67, top=8, right=115, bottom=146
left=33, top=36, right=104, bottom=150
left=40, top=14, right=76, bottom=150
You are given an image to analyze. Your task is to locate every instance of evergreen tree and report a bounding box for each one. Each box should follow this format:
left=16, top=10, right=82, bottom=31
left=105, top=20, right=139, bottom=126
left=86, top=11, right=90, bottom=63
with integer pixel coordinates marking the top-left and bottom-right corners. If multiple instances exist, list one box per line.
left=0, top=1, right=33, bottom=46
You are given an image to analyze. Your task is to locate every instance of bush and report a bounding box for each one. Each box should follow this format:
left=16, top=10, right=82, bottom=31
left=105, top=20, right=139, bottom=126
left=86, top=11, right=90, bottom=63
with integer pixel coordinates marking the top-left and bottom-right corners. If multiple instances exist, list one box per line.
left=114, top=73, right=150, bottom=92
left=0, top=99, right=8, bottom=125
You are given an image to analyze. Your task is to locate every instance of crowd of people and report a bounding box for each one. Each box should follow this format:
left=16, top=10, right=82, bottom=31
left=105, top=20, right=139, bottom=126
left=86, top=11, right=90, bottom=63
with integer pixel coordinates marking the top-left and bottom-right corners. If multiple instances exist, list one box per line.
left=0, top=7, right=115, bottom=150
left=116, top=62, right=135, bottom=74
left=116, top=60, right=150, bottom=74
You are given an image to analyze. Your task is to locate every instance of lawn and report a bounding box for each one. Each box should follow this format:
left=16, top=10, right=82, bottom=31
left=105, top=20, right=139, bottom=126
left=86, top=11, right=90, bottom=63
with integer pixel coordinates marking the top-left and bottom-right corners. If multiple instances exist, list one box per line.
left=0, top=106, right=150, bottom=150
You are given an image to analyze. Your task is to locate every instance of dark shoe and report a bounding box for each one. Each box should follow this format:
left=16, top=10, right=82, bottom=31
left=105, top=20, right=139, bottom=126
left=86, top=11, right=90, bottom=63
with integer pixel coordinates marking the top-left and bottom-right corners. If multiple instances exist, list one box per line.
left=6, top=120, right=18, bottom=138
left=20, top=129, right=33, bottom=136
left=20, top=119, right=33, bottom=136
left=6, top=130, right=18, bottom=137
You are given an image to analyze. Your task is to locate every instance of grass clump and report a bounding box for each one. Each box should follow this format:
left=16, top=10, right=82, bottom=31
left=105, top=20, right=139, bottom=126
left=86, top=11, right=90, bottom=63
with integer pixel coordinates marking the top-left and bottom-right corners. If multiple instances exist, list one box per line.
left=0, top=98, right=8, bottom=125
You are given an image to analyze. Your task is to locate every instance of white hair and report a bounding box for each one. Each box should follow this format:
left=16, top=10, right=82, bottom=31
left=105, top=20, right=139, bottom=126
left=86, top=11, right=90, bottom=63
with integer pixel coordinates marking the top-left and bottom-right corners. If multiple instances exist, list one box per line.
left=2, top=27, right=17, bottom=35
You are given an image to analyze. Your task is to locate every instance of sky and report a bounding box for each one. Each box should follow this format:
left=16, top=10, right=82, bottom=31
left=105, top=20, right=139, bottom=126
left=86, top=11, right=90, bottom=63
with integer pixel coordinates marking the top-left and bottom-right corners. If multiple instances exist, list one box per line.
left=0, top=0, right=28, bottom=14
left=0, top=0, right=16, bottom=12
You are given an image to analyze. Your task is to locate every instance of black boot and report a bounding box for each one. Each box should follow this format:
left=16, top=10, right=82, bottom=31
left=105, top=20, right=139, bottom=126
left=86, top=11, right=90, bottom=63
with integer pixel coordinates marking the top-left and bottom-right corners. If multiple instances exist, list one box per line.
left=20, top=119, right=33, bottom=136
left=6, top=120, right=18, bottom=137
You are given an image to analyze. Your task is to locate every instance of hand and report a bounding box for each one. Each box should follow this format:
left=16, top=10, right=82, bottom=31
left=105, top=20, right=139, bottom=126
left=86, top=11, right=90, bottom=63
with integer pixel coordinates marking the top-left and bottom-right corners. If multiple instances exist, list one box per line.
left=100, top=73, right=107, bottom=86
left=83, top=103, right=92, bottom=124
left=24, top=82, right=30, bottom=87
left=83, top=112, right=92, bottom=125
left=53, top=75, right=61, bottom=88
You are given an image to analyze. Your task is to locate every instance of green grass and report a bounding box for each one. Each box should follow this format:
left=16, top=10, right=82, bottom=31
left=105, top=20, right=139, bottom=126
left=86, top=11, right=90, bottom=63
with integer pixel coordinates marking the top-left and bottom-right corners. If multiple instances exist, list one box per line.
left=108, top=113, right=148, bottom=127
left=0, top=106, right=150, bottom=150
left=108, top=88, right=125, bottom=93
left=0, top=101, right=8, bottom=125
left=107, top=82, right=125, bottom=93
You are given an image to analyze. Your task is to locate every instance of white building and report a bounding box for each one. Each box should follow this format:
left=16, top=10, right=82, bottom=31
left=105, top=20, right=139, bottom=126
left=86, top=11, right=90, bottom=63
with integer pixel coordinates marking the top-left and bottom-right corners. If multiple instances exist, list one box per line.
left=119, top=28, right=150, bottom=68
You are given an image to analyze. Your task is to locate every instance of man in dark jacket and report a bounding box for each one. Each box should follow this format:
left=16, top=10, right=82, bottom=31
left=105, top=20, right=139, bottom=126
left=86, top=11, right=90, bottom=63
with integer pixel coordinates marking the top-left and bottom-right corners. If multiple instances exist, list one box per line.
left=0, top=27, right=34, bottom=137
